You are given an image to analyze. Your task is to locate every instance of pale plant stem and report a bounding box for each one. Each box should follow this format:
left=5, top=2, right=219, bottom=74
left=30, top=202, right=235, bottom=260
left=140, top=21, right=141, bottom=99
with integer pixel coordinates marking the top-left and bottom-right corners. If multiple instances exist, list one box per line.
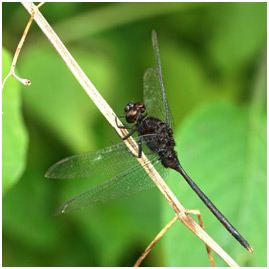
left=2, top=2, right=45, bottom=89
left=186, top=209, right=215, bottom=267
left=134, top=216, right=178, bottom=267
left=134, top=210, right=216, bottom=267
left=21, top=2, right=239, bottom=267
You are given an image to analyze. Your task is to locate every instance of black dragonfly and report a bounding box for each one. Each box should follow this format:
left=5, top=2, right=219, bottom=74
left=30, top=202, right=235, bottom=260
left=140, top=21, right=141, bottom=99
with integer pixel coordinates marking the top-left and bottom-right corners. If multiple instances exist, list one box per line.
left=46, top=30, right=252, bottom=252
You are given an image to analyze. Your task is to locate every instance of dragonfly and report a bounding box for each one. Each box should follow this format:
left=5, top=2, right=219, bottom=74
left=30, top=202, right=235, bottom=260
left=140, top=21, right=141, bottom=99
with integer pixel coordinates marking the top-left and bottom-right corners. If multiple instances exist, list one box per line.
left=46, top=30, right=252, bottom=252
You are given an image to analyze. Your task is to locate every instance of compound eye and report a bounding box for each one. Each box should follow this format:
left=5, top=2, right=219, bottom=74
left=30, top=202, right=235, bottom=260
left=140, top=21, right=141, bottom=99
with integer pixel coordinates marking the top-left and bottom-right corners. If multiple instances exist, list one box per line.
left=124, top=102, right=135, bottom=113
left=135, top=102, right=146, bottom=114
left=124, top=102, right=138, bottom=123
left=125, top=107, right=138, bottom=123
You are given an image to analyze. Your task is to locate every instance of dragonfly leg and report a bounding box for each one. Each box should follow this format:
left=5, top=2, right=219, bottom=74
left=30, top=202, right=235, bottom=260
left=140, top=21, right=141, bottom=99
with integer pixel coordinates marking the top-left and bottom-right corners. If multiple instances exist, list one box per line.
left=112, top=137, right=140, bottom=158
left=136, top=136, right=142, bottom=158
left=115, top=116, right=133, bottom=129
left=115, top=115, right=142, bottom=157
left=115, top=123, right=143, bottom=158
left=121, top=128, right=137, bottom=140
left=129, top=135, right=142, bottom=158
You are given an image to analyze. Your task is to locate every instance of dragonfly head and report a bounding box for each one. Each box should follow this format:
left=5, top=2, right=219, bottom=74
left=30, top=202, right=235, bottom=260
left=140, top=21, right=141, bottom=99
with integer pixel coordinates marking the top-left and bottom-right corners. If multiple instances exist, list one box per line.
left=124, top=102, right=146, bottom=123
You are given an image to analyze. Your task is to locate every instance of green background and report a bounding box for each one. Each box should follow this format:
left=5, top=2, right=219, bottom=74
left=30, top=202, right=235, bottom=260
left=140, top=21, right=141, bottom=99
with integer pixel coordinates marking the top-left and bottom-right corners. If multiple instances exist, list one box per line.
left=2, top=2, right=266, bottom=267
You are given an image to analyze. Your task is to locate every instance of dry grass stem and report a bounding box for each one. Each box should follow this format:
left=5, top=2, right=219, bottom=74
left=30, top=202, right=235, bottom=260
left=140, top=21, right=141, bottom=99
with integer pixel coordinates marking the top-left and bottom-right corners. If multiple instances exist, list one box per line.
left=186, top=209, right=215, bottom=267
left=134, top=216, right=178, bottom=267
left=135, top=210, right=216, bottom=267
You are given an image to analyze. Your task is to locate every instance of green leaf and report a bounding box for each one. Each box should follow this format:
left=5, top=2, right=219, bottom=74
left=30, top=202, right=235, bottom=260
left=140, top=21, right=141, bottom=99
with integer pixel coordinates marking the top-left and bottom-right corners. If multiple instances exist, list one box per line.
left=2, top=169, right=60, bottom=256
left=207, top=2, right=267, bottom=72
left=160, top=38, right=222, bottom=123
left=162, top=102, right=266, bottom=266
left=20, top=45, right=117, bottom=153
left=2, top=48, right=28, bottom=194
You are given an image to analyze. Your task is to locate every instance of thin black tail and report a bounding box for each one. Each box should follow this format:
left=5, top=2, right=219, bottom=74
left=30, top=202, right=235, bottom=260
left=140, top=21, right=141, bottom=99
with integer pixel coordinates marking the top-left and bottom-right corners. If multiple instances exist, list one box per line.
left=176, top=164, right=253, bottom=252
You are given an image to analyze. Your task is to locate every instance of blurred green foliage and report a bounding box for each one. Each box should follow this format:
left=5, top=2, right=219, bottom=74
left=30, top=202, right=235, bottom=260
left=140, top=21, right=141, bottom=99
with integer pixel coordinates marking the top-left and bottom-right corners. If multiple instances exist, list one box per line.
left=2, top=2, right=266, bottom=267
left=2, top=49, right=28, bottom=194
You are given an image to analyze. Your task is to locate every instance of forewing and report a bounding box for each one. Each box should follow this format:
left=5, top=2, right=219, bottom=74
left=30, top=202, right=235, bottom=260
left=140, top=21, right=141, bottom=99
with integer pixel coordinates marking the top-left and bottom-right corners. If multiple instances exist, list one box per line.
left=46, top=136, right=159, bottom=180
left=45, top=142, right=134, bottom=180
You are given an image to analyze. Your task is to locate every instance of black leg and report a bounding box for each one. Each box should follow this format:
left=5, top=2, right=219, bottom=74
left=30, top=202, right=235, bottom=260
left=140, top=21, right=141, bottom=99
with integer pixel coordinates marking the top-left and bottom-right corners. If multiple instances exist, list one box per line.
left=114, top=115, right=142, bottom=158
left=136, top=136, right=142, bottom=158
left=115, top=116, right=133, bottom=129
left=121, top=128, right=137, bottom=140
left=124, top=135, right=142, bottom=158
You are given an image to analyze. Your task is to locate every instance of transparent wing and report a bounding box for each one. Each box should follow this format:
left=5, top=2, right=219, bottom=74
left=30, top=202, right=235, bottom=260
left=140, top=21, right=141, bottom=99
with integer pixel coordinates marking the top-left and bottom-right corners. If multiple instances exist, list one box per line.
left=53, top=156, right=168, bottom=215
left=46, top=142, right=134, bottom=180
left=143, top=67, right=165, bottom=123
left=46, top=136, right=157, bottom=180
left=143, top=30, right=174, bottom=129
left=46, top=135, right=169, bottom=215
